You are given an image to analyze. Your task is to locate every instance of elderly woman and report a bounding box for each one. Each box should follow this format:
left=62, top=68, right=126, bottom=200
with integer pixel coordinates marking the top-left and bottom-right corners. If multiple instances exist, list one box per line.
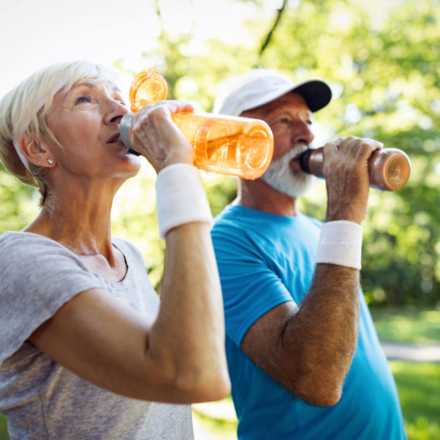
left=0, top=61, right=230, bottom=440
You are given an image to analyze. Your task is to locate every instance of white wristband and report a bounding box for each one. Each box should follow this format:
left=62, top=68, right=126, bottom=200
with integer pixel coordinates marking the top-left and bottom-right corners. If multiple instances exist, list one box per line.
left=315, top=220, right=363, bottom=270
left=156, top=164, right=212, bottom=238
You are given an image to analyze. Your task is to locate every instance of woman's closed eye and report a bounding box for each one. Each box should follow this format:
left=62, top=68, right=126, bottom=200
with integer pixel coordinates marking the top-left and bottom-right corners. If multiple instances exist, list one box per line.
left=74, top=95, right=93, bottom=105
left=114, top=97, right=127, bottom=107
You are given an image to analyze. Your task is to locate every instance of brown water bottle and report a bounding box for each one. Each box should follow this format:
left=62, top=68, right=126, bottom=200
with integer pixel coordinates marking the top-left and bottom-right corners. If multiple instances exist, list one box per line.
left=120, top=69, right=274, bottom=180
left=298, top=147, right=411, bottom=191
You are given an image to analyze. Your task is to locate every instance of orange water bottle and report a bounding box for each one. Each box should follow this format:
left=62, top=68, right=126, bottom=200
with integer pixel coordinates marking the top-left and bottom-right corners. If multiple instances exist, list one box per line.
left=120, top=69, right=274, bottom=179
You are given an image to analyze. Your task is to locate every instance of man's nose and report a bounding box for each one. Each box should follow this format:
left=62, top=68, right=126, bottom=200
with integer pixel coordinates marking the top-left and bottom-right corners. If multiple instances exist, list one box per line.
left=291, top=121, right=314, bottom=145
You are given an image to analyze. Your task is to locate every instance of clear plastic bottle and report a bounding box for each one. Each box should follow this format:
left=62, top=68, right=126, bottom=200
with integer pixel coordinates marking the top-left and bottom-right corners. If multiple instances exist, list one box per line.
left=120, top=69, right=274, bottom=180
left=298, top=147, right=411, bottom=191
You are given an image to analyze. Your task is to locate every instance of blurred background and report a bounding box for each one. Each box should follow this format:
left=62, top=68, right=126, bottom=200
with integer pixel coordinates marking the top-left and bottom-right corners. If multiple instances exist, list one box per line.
left=0, top=0, right=439, bottom=438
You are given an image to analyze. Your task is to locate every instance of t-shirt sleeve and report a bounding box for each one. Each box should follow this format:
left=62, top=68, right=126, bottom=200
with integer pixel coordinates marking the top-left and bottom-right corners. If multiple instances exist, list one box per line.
left=0, top=233, right=103, bottom=363
left=212, top=224, right=294, bottom=348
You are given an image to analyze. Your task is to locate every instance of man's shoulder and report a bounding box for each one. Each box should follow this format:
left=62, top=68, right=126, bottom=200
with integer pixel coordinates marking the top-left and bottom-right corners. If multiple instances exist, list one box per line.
left=213, top=206, right=322, bottom=234
left=214, top=203, right=252, bottom=222
left=212, top=205, right=267, bottom=241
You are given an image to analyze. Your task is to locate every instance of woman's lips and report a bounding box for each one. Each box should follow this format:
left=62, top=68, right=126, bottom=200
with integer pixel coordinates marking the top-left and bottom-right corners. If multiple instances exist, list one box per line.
left=106, top=133, right=120, bottom=144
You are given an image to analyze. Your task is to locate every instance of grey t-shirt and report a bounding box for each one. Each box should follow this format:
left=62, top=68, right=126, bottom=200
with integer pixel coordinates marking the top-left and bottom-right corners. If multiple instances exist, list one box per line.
left=0, top=232, right=193, bottom=440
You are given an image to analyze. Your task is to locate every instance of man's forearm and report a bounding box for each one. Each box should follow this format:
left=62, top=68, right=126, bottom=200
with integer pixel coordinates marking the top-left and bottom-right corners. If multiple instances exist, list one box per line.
left=282, top=264, right=359, bottom=405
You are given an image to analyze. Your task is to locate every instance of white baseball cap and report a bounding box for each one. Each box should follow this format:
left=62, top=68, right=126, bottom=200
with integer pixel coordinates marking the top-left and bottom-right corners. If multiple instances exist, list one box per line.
left=214, top=68, right=332, bottom=116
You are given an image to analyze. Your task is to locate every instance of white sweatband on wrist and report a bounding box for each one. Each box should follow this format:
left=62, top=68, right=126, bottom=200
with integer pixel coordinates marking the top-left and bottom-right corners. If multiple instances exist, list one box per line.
left=315, top=220, right=363, bottom=270
left=156, top=164, right=212, bottom=238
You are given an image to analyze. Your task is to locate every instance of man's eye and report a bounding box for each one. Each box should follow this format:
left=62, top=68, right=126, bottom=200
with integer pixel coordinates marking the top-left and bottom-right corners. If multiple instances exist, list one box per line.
left=75, top=96, right=92, bottom=105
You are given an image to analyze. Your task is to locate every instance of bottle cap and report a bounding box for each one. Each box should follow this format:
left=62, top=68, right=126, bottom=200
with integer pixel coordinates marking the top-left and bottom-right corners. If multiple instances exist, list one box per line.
left=129, top=69, right=168, bottom=112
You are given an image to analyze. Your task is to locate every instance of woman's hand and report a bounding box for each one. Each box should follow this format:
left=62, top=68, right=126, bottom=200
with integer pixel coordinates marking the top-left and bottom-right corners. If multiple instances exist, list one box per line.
left=130, top=100, right=194, bottom=173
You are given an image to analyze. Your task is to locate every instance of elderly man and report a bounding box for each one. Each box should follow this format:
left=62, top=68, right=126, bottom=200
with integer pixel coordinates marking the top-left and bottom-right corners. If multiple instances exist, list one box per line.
left=211, top=69, right=406, bottom=439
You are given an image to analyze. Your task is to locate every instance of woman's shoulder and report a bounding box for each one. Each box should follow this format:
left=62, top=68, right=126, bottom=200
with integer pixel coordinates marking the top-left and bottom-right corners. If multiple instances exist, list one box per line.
left=1, top=230, right=50, bottom=250
left=0, top=231, right=70, bottom=254
left=0, top=231, right=88, bottom=274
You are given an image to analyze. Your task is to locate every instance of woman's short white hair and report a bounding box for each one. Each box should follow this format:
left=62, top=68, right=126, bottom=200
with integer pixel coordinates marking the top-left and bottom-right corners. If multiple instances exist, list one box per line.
left=0, top=60, right=119, bottom=187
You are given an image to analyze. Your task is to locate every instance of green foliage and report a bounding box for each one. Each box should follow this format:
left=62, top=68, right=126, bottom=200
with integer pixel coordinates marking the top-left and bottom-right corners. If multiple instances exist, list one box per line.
left=203, top=175, right=238, bottom=217
left=0, top=164, right=38, bottom=232
left=258, top=0, right=440, bottom=306
left=371, top=307, right=440, bottom=344
left=0, top=415, right=7, bottom=440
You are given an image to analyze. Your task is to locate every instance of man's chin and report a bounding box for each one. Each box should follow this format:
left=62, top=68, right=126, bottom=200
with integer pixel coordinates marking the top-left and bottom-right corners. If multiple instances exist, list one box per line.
left=263, top=173, right=314, bottom=199
left=261, top=145, right=314, bottom=199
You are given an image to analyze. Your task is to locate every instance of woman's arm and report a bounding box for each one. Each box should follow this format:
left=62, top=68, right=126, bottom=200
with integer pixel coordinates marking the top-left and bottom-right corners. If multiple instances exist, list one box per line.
left=30, top=222, right=229, bottom=403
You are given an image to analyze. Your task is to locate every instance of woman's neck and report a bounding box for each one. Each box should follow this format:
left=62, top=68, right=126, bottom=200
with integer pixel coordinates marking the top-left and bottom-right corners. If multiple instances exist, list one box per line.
left=26, top=179, right=119, bottom=259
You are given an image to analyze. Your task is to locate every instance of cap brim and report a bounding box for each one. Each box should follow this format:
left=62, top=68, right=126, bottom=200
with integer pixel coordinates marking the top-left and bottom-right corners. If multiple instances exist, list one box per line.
left=292, top=80, right=332, bottom=112
left=240, top=79, right=332, bottom=115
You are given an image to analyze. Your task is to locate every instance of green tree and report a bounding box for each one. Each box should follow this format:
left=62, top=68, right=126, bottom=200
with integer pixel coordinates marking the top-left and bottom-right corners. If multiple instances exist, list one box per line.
left=259, top=0, right=440, bottom=306
left=0, top=164, right=38, bottom=233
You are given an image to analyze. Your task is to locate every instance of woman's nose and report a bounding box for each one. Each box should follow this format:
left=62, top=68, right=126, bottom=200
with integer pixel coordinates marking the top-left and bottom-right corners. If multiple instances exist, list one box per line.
left=104, top=100, right=128, bottom=126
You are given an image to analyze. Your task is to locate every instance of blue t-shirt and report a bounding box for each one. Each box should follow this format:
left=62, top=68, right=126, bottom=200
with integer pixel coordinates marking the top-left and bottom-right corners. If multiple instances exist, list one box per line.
left=212, top=205, right=406, bottom=440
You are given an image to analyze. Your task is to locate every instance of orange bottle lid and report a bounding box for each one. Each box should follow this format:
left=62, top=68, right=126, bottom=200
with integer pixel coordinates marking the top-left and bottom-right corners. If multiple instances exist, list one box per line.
left=129, top=69, right=168, bottom=112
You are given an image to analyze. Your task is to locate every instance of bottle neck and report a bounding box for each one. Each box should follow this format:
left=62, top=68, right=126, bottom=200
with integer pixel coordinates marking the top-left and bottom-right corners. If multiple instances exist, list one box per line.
left=119, top=113, right=141, bottom=156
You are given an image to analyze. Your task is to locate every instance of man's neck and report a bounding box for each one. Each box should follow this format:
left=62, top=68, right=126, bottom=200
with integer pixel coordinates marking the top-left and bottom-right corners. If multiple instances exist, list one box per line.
left=238, top=179, right=298, bottom=217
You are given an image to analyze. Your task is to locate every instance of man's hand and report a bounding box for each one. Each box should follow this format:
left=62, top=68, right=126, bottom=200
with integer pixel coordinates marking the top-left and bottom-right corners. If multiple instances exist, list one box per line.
left=323, top=137, right=382, bottom=224
left=130, top=100, right=194, bottom=173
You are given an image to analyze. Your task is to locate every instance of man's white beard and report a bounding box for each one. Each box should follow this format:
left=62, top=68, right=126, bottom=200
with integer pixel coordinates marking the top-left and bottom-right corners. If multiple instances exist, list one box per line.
left=261, top=144, right=315, bottom=199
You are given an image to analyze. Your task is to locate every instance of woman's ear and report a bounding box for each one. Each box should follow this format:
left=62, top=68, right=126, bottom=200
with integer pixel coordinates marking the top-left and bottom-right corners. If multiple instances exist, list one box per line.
left=20, top=135, right=56, bottom=168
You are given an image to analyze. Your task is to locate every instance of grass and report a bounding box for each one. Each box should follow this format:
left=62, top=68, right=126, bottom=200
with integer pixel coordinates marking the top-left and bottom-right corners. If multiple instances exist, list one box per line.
left=371, top=307, right=440, bottom=344
left=0, top=417, right=6, bottom=440
left=392, top=362, right=440, bottom=440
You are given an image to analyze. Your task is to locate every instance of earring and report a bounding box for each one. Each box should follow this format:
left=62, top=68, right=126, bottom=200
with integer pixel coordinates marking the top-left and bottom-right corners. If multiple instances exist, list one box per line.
left=48, top=159, right=55, bottom=165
